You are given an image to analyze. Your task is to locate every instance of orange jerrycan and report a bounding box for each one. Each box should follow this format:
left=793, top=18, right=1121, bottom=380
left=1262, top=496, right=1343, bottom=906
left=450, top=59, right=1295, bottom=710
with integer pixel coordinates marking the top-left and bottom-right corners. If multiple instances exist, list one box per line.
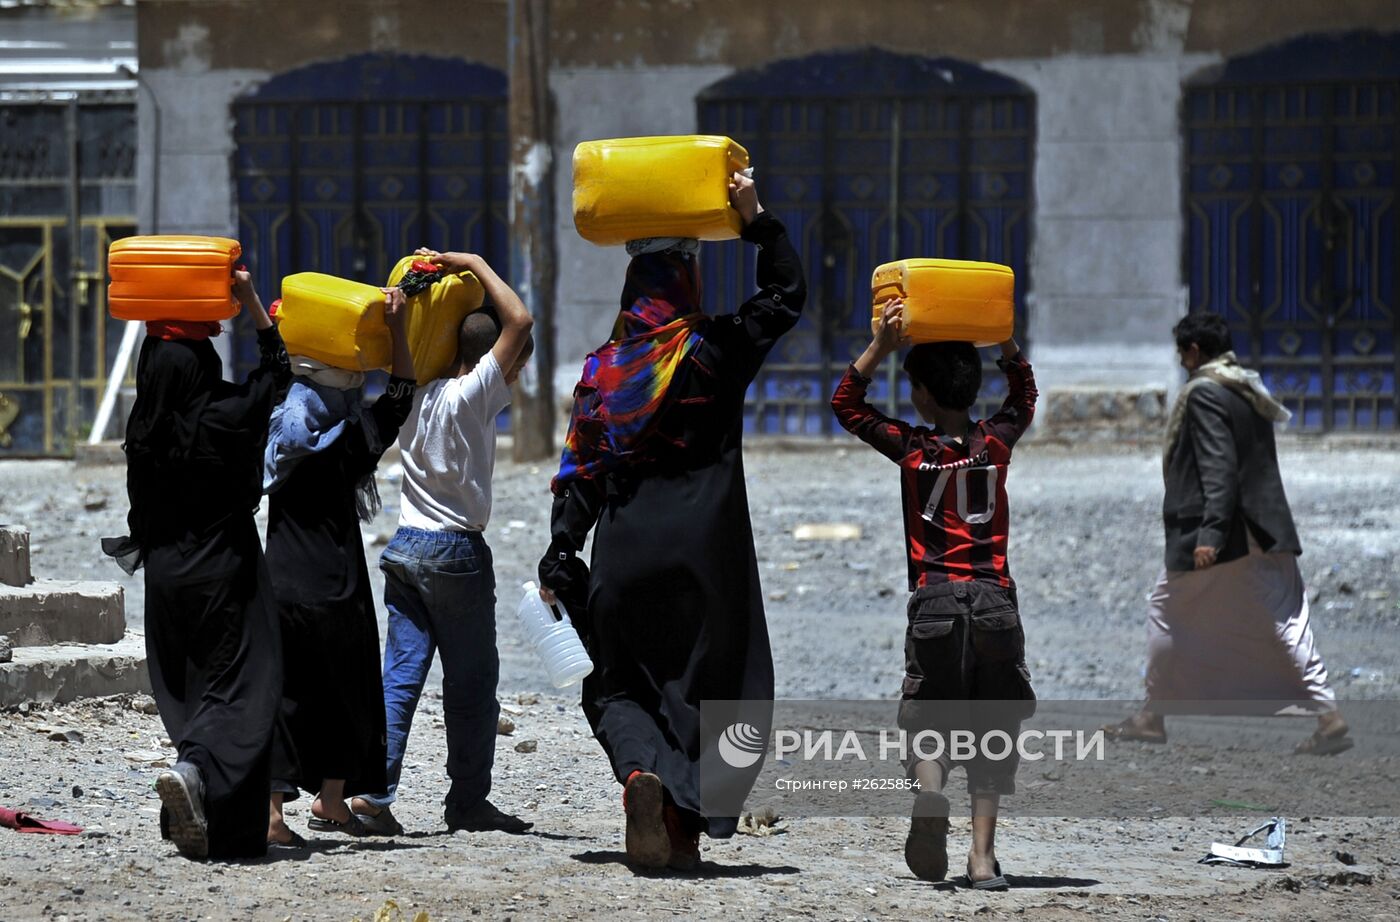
left=871, top=259, right=1015, bottom=346
left=573, top=136, right=750, bottom=246
left=277, top=274, right=392, bottom=372
left=108, top=236, right=242, bottom=321
left=385, top=256, right=486, bottom=385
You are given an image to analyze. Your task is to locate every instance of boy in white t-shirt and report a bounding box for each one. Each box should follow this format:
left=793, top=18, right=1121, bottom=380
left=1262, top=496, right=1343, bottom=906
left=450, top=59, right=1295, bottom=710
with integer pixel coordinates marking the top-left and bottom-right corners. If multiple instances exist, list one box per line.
left=351, top=250, right=534, bottom=836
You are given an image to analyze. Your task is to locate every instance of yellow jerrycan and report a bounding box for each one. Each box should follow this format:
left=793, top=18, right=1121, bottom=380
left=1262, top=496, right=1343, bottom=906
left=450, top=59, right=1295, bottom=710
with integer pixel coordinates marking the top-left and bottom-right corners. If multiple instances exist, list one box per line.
left=573, top=136, right=750, bottom=246
left=385, top=256, right=485, bottom=385
left=871, top=259, right=1014, bottom=346
left=276, top=274, right=392, bottom=372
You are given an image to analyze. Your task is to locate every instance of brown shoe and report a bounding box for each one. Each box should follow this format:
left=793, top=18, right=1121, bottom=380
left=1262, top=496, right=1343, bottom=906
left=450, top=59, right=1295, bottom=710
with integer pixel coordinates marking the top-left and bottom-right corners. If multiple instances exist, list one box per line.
left=1294, top=728, right=1355, bottom=756
left=664, top=803, right=700, bottom=871
left=1101, top=715, right=1167, bottom=744
left=905, top=790, right=950, bottom=882
left=622, top=771, right=670, bottom=869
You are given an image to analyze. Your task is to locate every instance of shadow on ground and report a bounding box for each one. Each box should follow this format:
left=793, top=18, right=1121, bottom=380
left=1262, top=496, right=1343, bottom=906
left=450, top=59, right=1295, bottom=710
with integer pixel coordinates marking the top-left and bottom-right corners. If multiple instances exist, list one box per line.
left=573, top=849, right=801, bottom=878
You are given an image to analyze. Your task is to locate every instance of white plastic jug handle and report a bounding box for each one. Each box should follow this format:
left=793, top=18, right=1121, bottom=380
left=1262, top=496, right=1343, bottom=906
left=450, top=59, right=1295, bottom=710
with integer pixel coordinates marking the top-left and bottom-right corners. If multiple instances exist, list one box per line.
left=523, top=580, right=566, bottom=624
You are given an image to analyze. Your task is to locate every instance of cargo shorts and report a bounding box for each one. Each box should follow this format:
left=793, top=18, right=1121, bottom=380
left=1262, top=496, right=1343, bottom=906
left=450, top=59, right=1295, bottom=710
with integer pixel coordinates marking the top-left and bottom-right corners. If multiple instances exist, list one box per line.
left=896, top=580, right=1036, bottom=796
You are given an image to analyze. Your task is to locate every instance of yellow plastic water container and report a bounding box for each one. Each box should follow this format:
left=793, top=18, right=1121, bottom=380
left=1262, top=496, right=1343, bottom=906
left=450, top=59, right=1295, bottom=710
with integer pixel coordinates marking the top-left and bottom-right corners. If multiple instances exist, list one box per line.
left=573, top=135, right=750, bottom=246
left=871, top=259, right=1015, bottom=346
left=108, top=235, right=242, bottom=321
left=385, top=256, right=485, bottom=385
left=276, top=273, right=392, bottom=372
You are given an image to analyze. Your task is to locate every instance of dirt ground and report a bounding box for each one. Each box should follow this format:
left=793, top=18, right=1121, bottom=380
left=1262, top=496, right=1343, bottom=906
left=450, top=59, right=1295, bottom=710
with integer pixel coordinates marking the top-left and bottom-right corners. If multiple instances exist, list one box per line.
left=2, top=441, right=1399, bottom=921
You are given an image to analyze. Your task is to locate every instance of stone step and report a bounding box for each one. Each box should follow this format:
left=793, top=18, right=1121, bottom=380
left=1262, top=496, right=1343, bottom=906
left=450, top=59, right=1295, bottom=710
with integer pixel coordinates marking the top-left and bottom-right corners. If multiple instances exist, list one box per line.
left=0, top=580, right=126, bottom=646
left=74, top=440, right=126, bottom=466
left=0, top=525, right=32, bottom=588
left=0, top=631, right=149, bottom=708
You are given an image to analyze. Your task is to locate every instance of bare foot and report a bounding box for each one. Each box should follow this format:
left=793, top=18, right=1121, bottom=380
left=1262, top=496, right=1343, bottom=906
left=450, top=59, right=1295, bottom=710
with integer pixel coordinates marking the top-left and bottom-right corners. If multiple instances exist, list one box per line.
left=312, top=796, right=353, bottom=825
left=349, top=796, right=381, bottom=818
left=967, top=849, right=999, bottom=883
left=267, top=818, right=298, bottom=845
left=1317, top=710, right=1348, bottom=738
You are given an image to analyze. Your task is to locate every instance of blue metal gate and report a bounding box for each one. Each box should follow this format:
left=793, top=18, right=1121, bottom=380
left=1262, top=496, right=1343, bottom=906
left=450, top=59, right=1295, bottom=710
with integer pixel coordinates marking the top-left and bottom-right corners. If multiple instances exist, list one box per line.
left=1185, top=33, right=1399, bottom=431
left=232, top=54, right=508, bottom=380
left=698, top=50, right=1034, bottom=434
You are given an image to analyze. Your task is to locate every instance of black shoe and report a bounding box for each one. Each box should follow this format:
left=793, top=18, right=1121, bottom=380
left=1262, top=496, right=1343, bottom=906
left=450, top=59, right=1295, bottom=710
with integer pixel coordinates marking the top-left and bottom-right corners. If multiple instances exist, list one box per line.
left=155, top=761, right=208, bottom=859
left=353, top=804, right=405, bottom=837
left=444, top=799, right=533, bottom=834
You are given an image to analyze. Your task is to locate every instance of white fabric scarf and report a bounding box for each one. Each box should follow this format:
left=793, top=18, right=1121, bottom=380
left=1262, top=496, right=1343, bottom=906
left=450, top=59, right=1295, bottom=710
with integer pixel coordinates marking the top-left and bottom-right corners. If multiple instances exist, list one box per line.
left=291, top=355, right=366, bottom=390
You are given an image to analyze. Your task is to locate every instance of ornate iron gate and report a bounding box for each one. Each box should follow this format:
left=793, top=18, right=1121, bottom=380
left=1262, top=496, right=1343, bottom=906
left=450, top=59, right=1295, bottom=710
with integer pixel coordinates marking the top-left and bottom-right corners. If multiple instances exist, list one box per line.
left=0, top=96, right=136, bottom=457
left=1185, top=35, right=1399, bottom=431
left=699, top=51, right=1034, bottom=435
left=232, top=55, right=508, bottom=379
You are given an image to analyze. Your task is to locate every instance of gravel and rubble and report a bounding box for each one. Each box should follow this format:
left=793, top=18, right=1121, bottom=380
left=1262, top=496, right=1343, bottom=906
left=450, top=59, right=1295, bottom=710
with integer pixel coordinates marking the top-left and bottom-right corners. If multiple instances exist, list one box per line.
left=2, top=441, right=1399, bottom=920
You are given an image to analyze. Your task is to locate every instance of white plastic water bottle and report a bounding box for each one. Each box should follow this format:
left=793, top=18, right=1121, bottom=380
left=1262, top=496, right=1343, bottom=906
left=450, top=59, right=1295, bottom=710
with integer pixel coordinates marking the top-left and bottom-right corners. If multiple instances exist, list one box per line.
left=517, top=581, right=594, bottom=689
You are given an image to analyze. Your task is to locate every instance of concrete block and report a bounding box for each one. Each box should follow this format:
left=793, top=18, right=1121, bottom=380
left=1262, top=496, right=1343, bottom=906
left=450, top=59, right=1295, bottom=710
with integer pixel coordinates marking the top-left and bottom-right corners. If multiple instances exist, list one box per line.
left=0, top=580, right=126, bottom=646
left=0, top=525, right=31, bottom=588
left=1038, top=386, right=1169, bottom=443
left=0, top=632, right=150, bottom=708
left=1027, top=341, right=1181, bottom=404
left=74, top=442, right=126, bottom=467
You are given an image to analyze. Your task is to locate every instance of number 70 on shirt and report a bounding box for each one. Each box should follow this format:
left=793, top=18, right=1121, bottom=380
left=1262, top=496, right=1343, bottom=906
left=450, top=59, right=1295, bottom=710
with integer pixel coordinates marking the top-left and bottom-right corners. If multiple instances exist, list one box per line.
left=919, top=465, right=999, bottom=526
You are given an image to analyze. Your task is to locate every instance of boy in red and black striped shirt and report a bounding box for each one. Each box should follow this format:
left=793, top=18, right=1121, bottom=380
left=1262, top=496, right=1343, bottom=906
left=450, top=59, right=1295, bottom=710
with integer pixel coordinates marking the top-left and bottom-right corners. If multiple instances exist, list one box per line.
left=831, top=300, right=1037, bottom=888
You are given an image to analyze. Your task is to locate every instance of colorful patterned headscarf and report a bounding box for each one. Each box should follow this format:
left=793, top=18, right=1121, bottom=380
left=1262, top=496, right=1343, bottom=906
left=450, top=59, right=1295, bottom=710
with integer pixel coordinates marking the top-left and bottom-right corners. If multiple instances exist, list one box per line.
left=552, top=251, right=705, bottom=490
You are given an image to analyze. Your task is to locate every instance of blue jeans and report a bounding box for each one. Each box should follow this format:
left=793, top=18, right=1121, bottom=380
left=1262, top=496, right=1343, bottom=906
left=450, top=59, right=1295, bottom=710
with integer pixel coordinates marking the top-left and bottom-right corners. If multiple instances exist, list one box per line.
left=361, top=527, right=499, bottom=811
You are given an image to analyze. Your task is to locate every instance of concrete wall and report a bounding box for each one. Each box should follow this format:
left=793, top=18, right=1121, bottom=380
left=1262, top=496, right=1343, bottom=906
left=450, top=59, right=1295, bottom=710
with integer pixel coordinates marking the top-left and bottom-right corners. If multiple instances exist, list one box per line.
left=134, top=0, right=508, bottom=370
left=989, top=53, right=1217, bottom=399
left=136, top=56, right=270, bottom=368
left=545, top=0, right=1400, bottom=66
left=543, top=52, right=1206, bottom=406
left=137, top=0, right=508, bottom=71
left=548, top=64, right=731, bottom=398
left=129, top=0, right=1400, bottom=418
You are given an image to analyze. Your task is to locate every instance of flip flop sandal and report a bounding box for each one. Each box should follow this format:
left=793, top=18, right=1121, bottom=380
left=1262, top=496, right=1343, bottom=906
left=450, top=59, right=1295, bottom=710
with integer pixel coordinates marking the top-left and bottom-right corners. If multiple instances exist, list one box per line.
left=968, top=861, right=1010, bottom=891
left=1294, top=730, right=1355, bottom=756
left=307, top=814, right=368, bottom=837
left=1101, top=719, right=1167, bottom=744
left=267, top=830, right=308, bottom=849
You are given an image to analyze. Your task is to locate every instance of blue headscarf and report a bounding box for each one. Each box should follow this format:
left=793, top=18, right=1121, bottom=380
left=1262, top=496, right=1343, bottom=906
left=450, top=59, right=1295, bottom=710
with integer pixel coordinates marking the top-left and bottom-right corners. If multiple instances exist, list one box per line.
left=264, top=377, right=381, bottom=520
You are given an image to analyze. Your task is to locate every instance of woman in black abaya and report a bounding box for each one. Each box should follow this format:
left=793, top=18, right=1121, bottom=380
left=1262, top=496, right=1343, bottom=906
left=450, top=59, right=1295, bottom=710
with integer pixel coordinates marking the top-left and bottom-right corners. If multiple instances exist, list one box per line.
left=104, top=270, right=291, bottom=860
left=262, top=290, right=415, bottom=844
left=538, top=173, right=805, bottom=870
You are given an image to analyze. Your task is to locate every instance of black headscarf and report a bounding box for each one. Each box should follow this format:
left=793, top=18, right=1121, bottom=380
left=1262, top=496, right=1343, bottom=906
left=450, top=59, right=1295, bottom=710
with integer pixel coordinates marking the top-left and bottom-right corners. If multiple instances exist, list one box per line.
left=103, top=336, right=273, bottom=572
left=124, top=337, right=223, bottom=471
